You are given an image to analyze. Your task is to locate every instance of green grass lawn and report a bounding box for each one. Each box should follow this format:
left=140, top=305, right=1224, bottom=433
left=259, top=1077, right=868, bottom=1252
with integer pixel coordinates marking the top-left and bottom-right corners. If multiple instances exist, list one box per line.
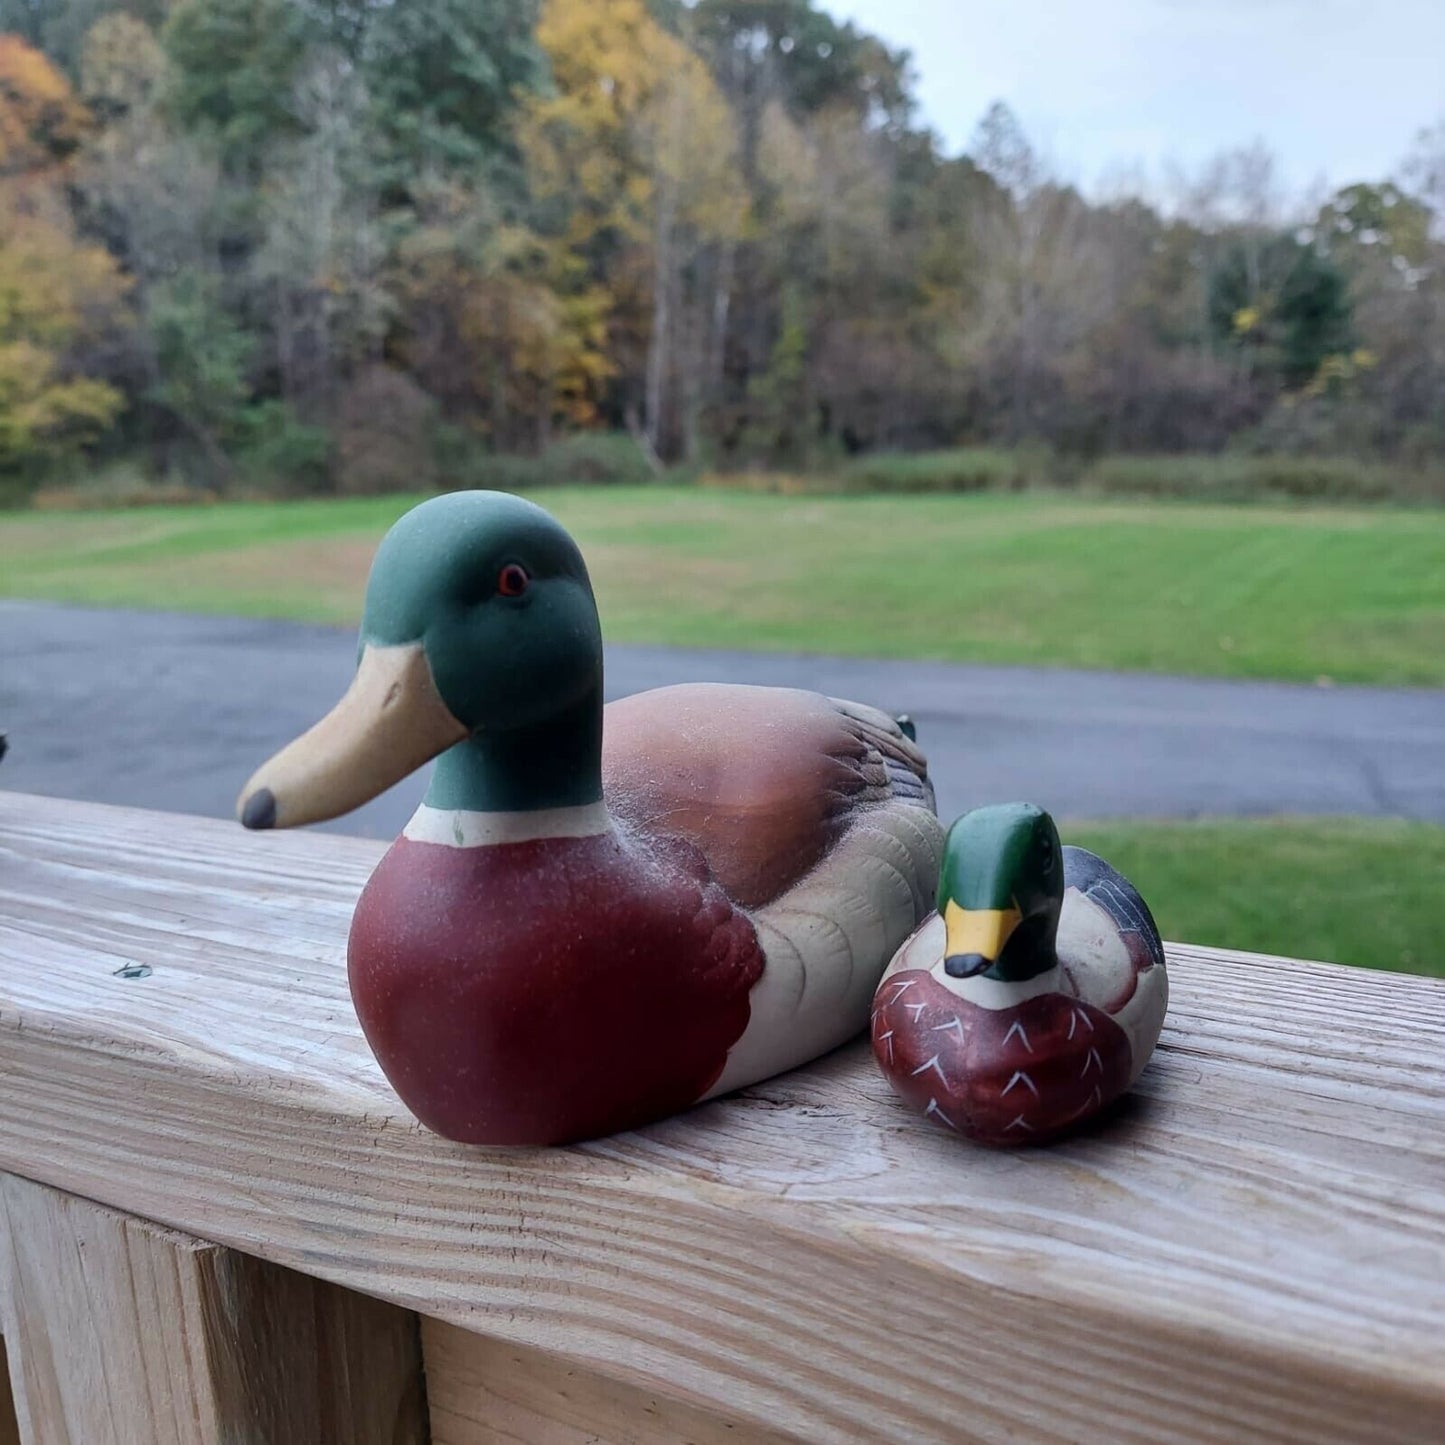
left=1066, top=817, right=1442, bottom=976
left=3, top=486, right=1445, bottom=685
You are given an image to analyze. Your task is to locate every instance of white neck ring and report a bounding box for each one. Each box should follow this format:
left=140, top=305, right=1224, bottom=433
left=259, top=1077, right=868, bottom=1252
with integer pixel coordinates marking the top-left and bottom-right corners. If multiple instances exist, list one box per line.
left=403, top=801, right=613, bottom=848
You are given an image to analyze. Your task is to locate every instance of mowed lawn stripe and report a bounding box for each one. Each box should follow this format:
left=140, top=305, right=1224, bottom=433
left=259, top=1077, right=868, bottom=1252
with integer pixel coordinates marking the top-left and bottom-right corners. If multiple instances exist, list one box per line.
left=3, top=489, right=1444, bottom=686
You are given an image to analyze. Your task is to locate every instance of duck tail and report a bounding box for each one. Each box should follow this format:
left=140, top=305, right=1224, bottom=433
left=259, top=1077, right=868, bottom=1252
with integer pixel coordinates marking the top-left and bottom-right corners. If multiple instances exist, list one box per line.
left=826, top=697, right=935, bottom=814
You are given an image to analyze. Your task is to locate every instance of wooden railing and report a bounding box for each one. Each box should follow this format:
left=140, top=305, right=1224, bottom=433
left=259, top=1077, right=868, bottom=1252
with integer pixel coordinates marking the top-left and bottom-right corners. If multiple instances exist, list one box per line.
left=0, top=792, right=1441, bottom=1443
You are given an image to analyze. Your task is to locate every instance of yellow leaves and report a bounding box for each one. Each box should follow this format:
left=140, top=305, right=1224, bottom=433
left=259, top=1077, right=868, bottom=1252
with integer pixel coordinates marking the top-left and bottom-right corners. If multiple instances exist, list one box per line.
left=551, top=287, right=617, bottom=425
left=521, top=0, right=748, bottom=438
left=0, top=37, right=71, bottom=106
left=393, top=207, right=615, bottom=433
left=0, top=36, right=90, bottom=175
left=524, top=0, right=748, bottom=248
left=1232, top=306, right=1261, bottom=337
left=0, top=340, right=123, bottom=464
left=1303, top=349, right=1377, bottom=399
left=638, top=55, right=747, bottom=243
left=0, top=167, right=131, bottom=467
left=535, top=0, right=659, bottom=127
left=0, top=187, right=130, bottom=347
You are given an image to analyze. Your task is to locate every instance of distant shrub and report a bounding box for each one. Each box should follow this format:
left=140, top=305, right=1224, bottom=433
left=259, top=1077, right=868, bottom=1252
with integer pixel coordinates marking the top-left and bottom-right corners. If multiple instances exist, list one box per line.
left=1080, top=454, right=1445, bottom=505
left=0, top=472, right=35, bottom=509
left=333, top=368, right=438, bottom=496
left=703, top=447, right=1058, bottom=496
left=544, top=432, right=657, bottom=485
left=30, top=459, right=200, bottom=510
left=235, top=402, right=332, bottom=497
left=441, top=432, right=658, bottom=492
left=704, top=446, right=1445, bottom=506
left=841, top=447, right=1049, bottom=494
left=1397, top=424, right=1445, bottom=473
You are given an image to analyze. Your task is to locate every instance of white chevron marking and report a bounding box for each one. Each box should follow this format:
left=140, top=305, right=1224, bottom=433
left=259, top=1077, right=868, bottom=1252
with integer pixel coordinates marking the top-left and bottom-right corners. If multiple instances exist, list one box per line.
left=911, top=1053, right=948, bottom=1084
left=1002, top=1070, right=1040, bottom=1099
left=1081, top=1047, right=1104, bottom=1078
left=932, top=1015, right=965, bottom=1037
left=1003, top=1019, right=1033, bottom=1053
left=925, top=1098, right=959, bottom=1131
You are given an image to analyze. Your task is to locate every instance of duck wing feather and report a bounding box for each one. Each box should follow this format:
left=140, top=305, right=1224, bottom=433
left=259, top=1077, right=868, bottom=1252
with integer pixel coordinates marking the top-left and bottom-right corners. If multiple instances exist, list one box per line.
left=1062, top=846, right=1165, bottom=973
left=603, top=682, right=935, bottom=909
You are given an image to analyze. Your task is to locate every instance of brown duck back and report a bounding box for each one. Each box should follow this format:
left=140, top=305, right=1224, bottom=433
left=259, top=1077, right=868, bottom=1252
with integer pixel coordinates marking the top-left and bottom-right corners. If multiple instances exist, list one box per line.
left=602, top=683, right=932, bottom=910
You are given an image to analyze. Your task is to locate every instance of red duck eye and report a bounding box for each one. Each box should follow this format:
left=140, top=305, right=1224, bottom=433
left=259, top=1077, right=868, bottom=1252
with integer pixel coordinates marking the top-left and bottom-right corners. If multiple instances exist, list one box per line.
left=496, top=563, right=530, bottom=598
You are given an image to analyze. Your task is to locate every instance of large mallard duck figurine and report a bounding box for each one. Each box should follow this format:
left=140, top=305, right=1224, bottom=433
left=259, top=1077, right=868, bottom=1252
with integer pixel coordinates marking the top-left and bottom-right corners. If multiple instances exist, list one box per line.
left=872, top=803, right=1167, bottom=1144
left=238, top=491, right=943, bottom=1145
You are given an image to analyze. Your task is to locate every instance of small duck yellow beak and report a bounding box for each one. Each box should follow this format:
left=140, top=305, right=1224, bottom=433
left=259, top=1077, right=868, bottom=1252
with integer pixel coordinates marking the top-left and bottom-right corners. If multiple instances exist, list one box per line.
left=943, top=899, right=1023, bottom=978
left=237, top=643, right=468, bottom=829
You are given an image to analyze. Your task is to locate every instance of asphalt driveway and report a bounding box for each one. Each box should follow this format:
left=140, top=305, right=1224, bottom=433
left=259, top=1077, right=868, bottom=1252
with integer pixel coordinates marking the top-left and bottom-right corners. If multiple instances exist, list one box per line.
left=3, top=600, right=1443, bottom=838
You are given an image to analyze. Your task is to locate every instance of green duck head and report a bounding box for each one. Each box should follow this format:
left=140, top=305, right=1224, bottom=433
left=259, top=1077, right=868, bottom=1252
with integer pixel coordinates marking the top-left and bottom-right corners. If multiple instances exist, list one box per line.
left=238, top=491, right=605, bottom=829
left=937, top=803, right=1065, bottom=983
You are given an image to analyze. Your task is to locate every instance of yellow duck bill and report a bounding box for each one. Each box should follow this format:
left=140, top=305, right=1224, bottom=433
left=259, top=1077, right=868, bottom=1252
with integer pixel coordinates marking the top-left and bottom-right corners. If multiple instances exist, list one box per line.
left=942, top=900, right=1022, bottom=977
left=237, top=643, right=468, bottom=830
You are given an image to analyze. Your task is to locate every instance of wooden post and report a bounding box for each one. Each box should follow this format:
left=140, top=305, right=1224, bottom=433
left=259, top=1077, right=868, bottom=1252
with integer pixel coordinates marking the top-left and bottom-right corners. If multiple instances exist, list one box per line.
left=0, top=1174, right=426, bottom=1445
left=422, top=1320, right=798, bottom=1444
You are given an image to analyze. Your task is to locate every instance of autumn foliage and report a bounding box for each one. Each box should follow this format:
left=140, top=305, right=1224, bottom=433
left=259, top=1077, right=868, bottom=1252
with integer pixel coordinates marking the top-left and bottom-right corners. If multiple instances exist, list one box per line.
left=0, top=34, right=88, bottom=173
left=0, top=35, right=124, bottom=488
left=0, top=1, right=1439, bottom=501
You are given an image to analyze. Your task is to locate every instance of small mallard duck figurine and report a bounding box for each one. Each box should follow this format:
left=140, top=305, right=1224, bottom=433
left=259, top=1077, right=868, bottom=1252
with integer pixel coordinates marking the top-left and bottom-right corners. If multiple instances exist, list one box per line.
left=238, top=491, right=942, bottom=1145
left=872, top=803, right=1167, bottom=1144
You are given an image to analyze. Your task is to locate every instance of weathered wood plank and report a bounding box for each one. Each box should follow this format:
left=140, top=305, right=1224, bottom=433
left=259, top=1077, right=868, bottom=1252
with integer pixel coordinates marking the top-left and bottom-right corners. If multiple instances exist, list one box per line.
left=423, top=1320, right=800, bottom=1444
left=0, top=1172, right=426, bottom=1445
left=1, top=793, right=1443, bottom=1443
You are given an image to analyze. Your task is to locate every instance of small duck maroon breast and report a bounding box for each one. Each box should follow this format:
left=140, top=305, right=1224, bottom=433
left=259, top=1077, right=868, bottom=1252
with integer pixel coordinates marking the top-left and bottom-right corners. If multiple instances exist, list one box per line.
left=872, top=971, right=1132, bottom=1143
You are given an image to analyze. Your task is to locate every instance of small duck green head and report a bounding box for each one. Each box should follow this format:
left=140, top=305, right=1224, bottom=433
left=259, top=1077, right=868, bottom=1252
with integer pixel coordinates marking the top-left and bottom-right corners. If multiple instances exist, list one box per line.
left=239, top=491, right=605, bottom=829
left=938, top=803, right=1064, bottom=983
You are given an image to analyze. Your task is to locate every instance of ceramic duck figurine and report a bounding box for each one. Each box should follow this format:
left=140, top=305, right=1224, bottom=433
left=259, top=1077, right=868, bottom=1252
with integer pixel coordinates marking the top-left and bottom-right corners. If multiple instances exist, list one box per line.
left=872, top=803, right=1167, bottom=1144
left=238, top=491, right=943, bottom=1145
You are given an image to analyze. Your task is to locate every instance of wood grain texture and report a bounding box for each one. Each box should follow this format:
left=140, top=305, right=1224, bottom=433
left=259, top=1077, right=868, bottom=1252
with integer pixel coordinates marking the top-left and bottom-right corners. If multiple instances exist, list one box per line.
left=423, top=1320, right=800, bottom=1444
left=1, top=793, right=1443, bottom=1443
left=0, top=1172, right=425, bottom=1445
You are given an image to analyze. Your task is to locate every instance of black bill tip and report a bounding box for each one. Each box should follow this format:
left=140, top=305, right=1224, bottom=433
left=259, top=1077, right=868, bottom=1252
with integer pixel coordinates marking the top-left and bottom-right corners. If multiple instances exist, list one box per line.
left=944, top=952, right=992, bottom=979
left=241, top=788, right=277, bottom=831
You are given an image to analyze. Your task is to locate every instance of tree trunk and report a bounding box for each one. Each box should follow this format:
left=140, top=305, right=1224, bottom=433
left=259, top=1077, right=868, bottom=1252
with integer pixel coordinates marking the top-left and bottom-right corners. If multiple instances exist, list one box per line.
left=646, top=185, right=677, bottom=460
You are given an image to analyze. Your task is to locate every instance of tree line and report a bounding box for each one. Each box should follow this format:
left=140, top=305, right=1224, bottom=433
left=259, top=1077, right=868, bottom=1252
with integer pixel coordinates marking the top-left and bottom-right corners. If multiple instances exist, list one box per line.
left=0, top=0, right=1441, bottom=501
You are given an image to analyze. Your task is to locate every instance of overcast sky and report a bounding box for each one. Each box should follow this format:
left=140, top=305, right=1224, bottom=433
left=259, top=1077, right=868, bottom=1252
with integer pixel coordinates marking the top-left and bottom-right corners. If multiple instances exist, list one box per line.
left=832, top=1, right=1445, bottom=202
